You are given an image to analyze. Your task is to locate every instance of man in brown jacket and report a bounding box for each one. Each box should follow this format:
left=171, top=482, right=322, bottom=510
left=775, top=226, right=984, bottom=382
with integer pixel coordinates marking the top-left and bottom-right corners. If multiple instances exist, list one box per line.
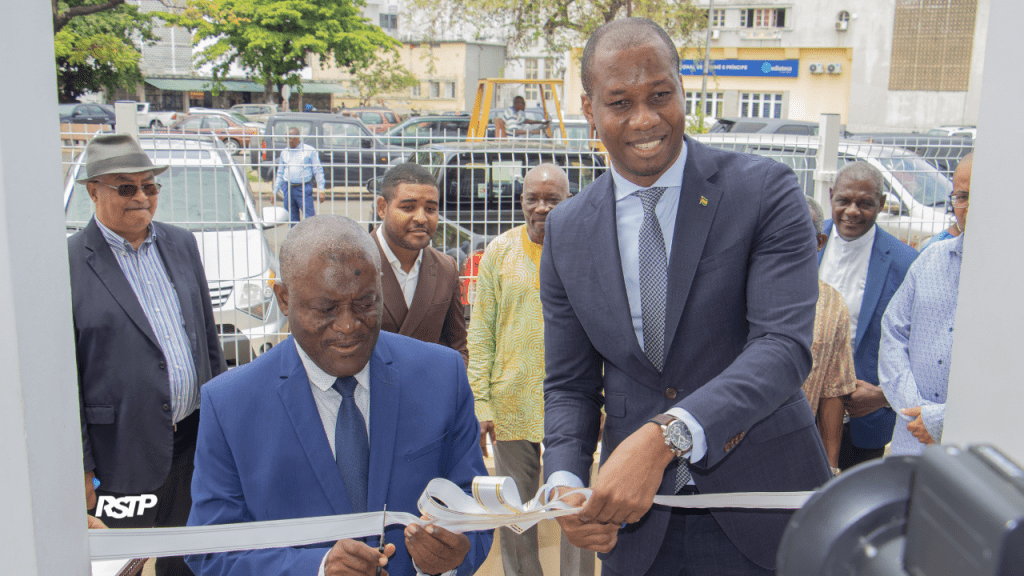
left=373, top=162, right=468, bottom=365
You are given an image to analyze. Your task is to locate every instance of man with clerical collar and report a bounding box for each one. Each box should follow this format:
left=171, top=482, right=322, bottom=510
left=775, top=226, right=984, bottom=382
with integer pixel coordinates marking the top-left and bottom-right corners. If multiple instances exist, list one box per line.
left=186, top=215, right=491, bottom=576
left=818, top=161, right=918, bottom=470
left=372, top=162, right=468, bottom=366
left=68, top=133, right=226, bottom=576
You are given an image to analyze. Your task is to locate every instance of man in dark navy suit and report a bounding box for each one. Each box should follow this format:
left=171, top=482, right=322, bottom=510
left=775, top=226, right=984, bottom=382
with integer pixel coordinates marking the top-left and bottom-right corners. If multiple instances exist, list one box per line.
left=540, top=18, right=831, bottom=576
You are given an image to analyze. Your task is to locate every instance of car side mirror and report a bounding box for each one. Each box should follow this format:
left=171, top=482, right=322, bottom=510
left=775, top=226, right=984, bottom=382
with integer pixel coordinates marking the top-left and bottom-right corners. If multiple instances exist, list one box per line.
left=361, top=138, right=373, bottom=149
left=261, top=206, right=290, bottom=227
left=365, top=177, right=383, bottom=194
left=883, top=200, right=906, bottom=216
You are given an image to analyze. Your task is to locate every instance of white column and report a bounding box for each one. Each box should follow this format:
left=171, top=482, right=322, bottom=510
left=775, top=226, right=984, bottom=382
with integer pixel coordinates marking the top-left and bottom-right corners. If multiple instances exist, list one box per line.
left=943, top=0, right=1024, bottom=464
left=0, top=1, right=91, bottom=575
left=813, top=113, right=841, bottom=207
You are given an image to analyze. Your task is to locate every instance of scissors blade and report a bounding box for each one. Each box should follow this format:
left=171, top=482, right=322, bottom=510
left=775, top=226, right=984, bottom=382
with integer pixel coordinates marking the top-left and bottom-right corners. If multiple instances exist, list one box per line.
left=379, top=504, right=387, bottom=549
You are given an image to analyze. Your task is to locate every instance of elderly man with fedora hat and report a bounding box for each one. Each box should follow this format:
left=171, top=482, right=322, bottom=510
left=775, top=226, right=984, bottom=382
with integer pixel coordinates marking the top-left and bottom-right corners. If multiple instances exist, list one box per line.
left=68, top=134, right=225, bottom=576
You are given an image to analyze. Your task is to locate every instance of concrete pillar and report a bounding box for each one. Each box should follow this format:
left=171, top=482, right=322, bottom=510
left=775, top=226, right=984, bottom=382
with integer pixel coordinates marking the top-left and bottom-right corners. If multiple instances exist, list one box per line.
left=813, top=113, right=841, bottom=207
left=0, top=1, right=92, bottom=574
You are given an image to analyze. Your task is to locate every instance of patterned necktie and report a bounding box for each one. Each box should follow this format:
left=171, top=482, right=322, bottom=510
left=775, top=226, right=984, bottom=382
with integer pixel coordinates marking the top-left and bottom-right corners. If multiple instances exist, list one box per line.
left=635, top=187, right=692, bottom=491
left=333, top=376, right=369, bottom=513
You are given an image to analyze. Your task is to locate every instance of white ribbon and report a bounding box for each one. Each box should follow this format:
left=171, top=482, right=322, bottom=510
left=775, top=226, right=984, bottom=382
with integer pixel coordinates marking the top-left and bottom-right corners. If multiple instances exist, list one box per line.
left=89, top=476, right=814, bottom=565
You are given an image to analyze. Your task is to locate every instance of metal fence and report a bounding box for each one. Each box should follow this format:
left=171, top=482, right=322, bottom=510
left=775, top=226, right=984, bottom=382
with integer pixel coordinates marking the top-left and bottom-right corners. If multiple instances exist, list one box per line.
left=58, top=113, right=972, bottom=368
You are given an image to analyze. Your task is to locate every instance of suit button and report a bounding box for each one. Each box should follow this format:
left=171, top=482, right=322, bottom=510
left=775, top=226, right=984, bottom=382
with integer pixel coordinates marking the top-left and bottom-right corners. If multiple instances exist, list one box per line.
left=162, top=404, right=170, bottom=412
left=158, top=361, right=166, bottom=370
left=665, top=388, right=677, bottom=399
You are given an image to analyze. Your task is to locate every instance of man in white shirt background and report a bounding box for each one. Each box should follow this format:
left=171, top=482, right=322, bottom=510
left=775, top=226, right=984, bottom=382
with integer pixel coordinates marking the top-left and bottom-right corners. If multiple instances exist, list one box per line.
left=274, top=127, right=326, bottom=225
left=817, top=161, right=918, bottom=469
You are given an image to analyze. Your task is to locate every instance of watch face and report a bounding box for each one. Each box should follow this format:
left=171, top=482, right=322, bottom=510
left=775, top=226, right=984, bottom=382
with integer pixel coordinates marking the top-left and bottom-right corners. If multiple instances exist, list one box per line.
left=666, top=420, right=692, bottom=452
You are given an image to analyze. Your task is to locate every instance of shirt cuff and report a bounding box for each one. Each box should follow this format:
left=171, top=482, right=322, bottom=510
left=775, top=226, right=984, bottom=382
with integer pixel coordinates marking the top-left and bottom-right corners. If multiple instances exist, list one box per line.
left=414, top=559, right=456, bottom=576
left=665, top=408, right=708, bottom=464
left=921, top=404, right=945, bottom=443
left=473, top=401, right=493, bottom=423
left=546, top=471, right=585, bottom=490
left=318, top=550, right=328, bottom=576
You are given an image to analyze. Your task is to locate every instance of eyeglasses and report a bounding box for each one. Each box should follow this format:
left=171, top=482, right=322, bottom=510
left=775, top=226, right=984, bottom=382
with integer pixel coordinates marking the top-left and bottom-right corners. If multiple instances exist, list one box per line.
left=93, top=181, right=162, bottom=198
left=948, top=192, right=969, bottom=208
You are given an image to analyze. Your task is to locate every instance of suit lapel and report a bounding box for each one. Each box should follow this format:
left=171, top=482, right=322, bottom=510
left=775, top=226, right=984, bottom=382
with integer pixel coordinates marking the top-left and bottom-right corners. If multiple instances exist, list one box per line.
left=857, top=230, right=890, bottom=349
left=374, top=232, right=408, bottom=329
left=663, top=138, right=724, bottom=356
left=275, top=339, right=352, bottom=514
left=153, top=223, right=199, bottom=354
left=585, top=178, right=650, bottom=373
left=817, top=221, right=833, bottom=265
left=401, top=249, right=439, bottom=335
left=83, top=220, right=161, bottom=349
left=367, top=336, right=399, bottom=512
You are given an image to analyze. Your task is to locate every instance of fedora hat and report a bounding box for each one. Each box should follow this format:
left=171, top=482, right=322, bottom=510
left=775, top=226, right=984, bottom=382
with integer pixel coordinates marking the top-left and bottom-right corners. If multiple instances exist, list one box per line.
left=75, top=134, right=168, bottom=184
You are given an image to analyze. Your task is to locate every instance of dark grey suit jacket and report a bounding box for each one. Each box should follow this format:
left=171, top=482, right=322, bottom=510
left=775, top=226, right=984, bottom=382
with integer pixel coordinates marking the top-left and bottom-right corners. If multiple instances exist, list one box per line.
left=68, top=218, right=226, bottom=494
left=541, top=137, right=832, bottom=573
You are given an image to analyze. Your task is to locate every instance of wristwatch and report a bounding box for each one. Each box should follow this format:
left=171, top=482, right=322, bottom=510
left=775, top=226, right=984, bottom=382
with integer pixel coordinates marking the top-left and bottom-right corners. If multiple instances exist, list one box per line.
left=649, top=414, right=692, bottom=458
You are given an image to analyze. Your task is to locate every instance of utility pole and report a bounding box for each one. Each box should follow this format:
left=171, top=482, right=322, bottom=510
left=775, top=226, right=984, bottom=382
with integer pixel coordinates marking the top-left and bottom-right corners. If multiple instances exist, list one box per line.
left=698, top=0, right=715, bottom=130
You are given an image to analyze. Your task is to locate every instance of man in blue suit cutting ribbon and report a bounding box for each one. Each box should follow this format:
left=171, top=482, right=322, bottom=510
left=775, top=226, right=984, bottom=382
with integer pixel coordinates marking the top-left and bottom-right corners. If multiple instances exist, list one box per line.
left=186, top=215, right=491, bottom=576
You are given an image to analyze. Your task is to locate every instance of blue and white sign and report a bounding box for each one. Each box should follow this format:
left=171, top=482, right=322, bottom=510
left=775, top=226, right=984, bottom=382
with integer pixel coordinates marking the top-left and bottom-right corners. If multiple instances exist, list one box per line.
left=680, top=59, right=799, bottom=78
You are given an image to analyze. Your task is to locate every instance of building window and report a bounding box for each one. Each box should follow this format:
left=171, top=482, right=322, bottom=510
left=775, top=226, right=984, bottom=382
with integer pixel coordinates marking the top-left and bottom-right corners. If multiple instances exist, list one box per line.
left=410, top=83, right=421, bottom=97
left=444, top=82, right=456, bottom=98
left=379, top=13, right=398, bottom=30
left=430, top=82, right=440, bottom=98
left=742, top=8, right=785, bottom=28
left=711, top=9, right=725, bottom=27
left=888, top=0, right=977, bottom=91
left=542, top=58, right=560, bottom=100
left=740, top=92, right=783, bottom=118
left=685, top=91, right=724, bottom=118
left=524, top=59, right=539, bottom=100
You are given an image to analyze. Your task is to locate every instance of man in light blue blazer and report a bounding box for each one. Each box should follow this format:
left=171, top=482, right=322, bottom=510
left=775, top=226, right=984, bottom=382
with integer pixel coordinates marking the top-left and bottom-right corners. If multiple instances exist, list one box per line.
left=186, top=216, right=491, bottom=576
left=541, top=18, right=832, bottom=576
left=818, top=161, right=919, bottom=469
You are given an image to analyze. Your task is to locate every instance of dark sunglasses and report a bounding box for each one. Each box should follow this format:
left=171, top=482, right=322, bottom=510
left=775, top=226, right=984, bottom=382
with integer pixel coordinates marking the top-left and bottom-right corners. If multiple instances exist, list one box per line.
left=93, top=181, right=162, bottom=198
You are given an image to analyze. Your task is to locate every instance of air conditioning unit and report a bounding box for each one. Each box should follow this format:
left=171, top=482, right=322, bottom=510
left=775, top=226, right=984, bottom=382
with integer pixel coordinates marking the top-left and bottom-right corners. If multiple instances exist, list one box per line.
left=835, top=20, right=848, bottom=31
left=809, top=63, right=825, bottom=74
left=711, top=29, right=720, bottom=40
left=827, top=63, right=842, bottom=74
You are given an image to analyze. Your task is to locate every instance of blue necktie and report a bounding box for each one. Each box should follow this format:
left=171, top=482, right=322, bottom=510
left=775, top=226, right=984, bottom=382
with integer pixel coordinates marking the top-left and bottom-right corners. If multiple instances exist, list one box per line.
left=635, top=187, right=692, bottom=490
left=333, top=376, right=369, bottom=513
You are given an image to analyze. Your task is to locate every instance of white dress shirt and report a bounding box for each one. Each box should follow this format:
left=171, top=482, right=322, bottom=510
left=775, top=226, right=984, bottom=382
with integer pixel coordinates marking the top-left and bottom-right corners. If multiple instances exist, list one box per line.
left=819, top=225, right=877, bottom=341
left=377, top=226, right=423, bottom=308
left=548, top=143, right=708, bottom=491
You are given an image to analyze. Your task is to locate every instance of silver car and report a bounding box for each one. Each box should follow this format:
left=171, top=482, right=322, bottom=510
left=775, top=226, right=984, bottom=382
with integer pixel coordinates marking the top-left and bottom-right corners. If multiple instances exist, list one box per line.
left=64, top=135, right=290, bottom=366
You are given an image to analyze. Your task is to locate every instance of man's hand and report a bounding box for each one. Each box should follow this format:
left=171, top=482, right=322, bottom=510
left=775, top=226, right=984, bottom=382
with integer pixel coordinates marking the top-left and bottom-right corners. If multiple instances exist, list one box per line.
left=844, top=380, right=889, bottom=418
left=319, top=190, right=327, bottom=203
left=324, top=539, right=395, bottom=576
left=404, top=521, right=471, bottom=575
left=553, top=489, right=618, bottom=553
left=479, top=421, right=496, bottom=456
left=87, top=515, right=108, bottom=529
left=580, top=423, right=675, bottom=525
left=902, top=407, right=936, bottom=445
left=85, top=471, right=97, bottom=510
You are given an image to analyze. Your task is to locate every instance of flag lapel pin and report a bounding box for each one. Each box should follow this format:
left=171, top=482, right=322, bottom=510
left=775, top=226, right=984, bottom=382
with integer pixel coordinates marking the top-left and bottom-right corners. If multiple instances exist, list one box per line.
left=699, top=196, right=708, bottom=206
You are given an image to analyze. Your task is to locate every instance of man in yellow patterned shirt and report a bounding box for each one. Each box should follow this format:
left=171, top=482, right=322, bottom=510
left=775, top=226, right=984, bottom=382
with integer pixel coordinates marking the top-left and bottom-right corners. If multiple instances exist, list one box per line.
left=469, top=164, right=594, bottom=576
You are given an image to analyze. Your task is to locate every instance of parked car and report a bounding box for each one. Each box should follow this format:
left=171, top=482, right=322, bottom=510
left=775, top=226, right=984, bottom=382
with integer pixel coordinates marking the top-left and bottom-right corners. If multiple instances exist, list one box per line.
left=59, top=103, right=116, bottom=126
left=258, top=112, right=410, bottom=188
left=709, top=117, right=848, bottom=136
left=338, top=107, right=399, bottom=134
left=135, top=102, right=178, bottom=128
left=926, top=125, right=977, bottom=139
left=696, top=133, right=952, bottom=248
left=846, top=133, right=973, bottom=179
left=165, top=114, right=260, bottom=152
left=63, top=134, right=291, bottom=366
left=189, top=107, right=265, bottom=130
left=231, top=103, right=277, bottom=124
left=404, top=141, right=608, bottom=236
left=381, top=115, right=470, bottom=148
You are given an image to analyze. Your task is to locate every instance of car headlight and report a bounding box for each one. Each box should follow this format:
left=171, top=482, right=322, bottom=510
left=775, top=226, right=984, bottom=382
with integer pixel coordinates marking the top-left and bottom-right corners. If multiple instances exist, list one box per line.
left=235, top=269, right=276, bottom=319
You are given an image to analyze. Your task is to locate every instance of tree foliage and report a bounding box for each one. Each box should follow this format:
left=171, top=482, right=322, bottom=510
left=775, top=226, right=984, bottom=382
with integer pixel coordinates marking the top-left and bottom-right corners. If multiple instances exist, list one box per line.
left=169, top=0, right=397, bottom=106
left=406, top=0, right=707, bottom=55
left=53, top=0, right=158, bottom=102
left=350, top=54, right=417, bottom=107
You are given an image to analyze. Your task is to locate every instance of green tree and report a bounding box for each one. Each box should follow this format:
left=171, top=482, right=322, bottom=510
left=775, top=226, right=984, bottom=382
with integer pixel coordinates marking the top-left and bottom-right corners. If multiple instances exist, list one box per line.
left=170, top=0, right=397, bottom=107
left=52, top=0, right=158, bottom=102
left=350, top=54, right=417, bottom=106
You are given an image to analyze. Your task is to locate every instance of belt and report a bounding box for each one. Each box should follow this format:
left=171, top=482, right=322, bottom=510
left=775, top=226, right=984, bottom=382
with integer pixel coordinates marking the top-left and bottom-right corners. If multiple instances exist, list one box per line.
left=288, top=180, right=312, bottom=187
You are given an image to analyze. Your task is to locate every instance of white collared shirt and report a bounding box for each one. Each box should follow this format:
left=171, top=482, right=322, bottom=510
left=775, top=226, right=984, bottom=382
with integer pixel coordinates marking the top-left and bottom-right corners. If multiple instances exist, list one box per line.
left=819, top=225, right=877, bottom=341
left=294, top=339, right=371, bottom=452
left=377, top=226, right=423, bottom=308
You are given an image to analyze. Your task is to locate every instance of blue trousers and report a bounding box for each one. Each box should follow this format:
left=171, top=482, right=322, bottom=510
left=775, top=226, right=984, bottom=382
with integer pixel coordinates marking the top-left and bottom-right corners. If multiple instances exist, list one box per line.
left=286, top=181, right=315, bottom=224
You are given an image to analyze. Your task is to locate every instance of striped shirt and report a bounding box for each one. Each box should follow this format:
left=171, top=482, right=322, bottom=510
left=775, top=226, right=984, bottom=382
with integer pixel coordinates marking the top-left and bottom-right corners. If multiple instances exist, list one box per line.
left=273, top=143, right=326, bottom=194
left=95, top=218, right=199, bottom=424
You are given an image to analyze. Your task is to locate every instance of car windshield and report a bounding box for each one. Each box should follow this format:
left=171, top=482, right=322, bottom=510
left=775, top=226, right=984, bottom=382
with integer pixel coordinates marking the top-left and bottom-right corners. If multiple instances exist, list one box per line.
left=873, top=156, right=953, bottom=207
left=58, top=104, right=78, bottom=115
left=67, top=162, right=255, bottom=232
